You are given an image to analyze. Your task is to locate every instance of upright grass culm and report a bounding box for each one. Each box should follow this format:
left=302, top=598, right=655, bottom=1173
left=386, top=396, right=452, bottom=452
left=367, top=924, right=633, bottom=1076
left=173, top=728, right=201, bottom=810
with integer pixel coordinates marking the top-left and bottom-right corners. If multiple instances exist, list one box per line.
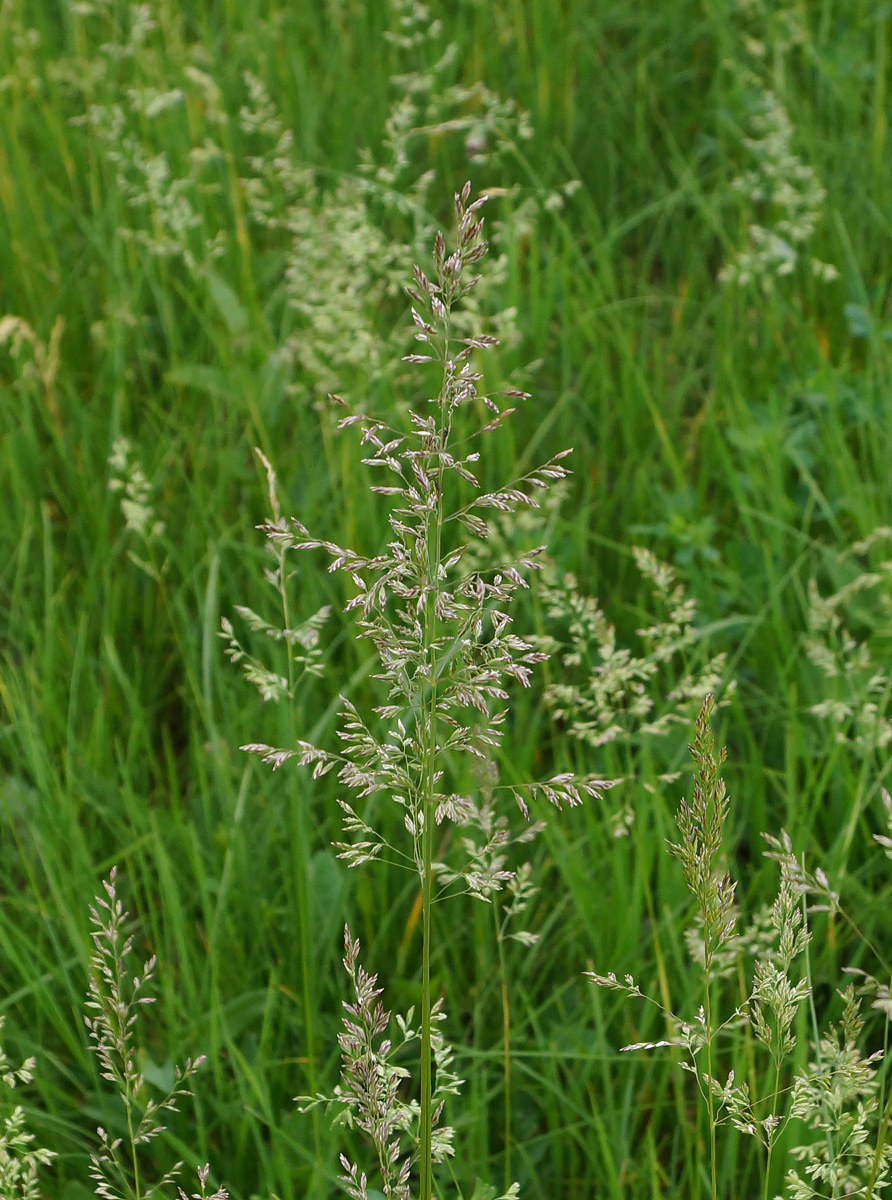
left=666, top=697, right=737, bottom=1200
left=235, top=183, right=612, bottom=1198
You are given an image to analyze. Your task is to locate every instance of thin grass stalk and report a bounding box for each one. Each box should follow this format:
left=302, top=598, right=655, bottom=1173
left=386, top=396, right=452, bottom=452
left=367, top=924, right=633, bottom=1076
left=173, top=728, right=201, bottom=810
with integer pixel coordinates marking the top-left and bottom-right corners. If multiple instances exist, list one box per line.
left=419, top=307, right=450, bottom=1200
left=864, top=1049, right=892, bottom=1200
left=802, top=890, right=838, bottom=1198
left=419, top=806, right=434, bottom=1200
left=275, top=537, right=322, bottom=1183
left=763, top=1062, right=781, bottom=1200
left=704, top=964, right=718, bottom=1200
left=127, top=1103, right=141, bottom=1200
left=493, top=897, right=513, bottom=1192
left=419, top=635, right=436, bottom=1200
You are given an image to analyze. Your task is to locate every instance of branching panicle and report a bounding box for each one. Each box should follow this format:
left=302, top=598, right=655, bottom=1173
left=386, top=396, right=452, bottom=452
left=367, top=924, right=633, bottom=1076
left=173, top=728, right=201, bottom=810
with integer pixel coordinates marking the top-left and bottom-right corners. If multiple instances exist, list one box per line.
left=804, top=538, right=892, bottom=758
left=240, top=187, right=599, bottom=890
left=84, top=868, right=208, bottom=1200
left=540, top=549, right=734, bottom=839
left=0, top=1017, right=56, bottom=1200
left=236, top=187, right=595, bottom=1199
left=299, top=928, right=461, bottom=1200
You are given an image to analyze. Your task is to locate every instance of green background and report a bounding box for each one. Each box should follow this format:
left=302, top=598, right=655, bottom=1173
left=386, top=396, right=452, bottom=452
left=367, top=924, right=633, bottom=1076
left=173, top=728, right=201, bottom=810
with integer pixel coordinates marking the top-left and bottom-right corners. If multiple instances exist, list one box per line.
left=2, top=1, right=891, bottom=1196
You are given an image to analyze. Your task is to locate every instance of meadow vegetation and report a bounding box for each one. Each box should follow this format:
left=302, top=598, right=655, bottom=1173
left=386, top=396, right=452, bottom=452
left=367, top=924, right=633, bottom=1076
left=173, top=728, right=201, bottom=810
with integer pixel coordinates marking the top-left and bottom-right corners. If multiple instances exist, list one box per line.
left=2, top=0, right=892, bottom=1197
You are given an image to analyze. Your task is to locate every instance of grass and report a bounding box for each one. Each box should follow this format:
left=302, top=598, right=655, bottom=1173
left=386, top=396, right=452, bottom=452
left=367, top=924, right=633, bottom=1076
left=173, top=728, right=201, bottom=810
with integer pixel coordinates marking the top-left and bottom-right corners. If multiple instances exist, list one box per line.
left=2, top=0, right=892, bottom=1196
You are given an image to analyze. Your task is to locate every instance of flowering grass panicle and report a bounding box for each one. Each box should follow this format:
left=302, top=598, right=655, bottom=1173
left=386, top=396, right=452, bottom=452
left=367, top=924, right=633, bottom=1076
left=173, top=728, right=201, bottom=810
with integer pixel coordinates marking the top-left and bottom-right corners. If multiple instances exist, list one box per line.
left=239, top=184, right=612, bottom=865
left=0, top=313, right=65, bottom=397
left=85, top=867, right=211, bottom=1200
left=301, top=927, right=463, bottom=1200
left=718, top=90, right=837, bottom=290
left=235, top=184, right=613, bottom=1200
left=718, top=2, right=837, bottom=291
left=538, top=548, right=734, bottom=837
left=804, top=528, right=892, bottom=757
left=302, top=928, right=523, bottom=1200
left=541, top=548, right=734, bottom=754
left=108, top=437, right=166, bottom=544
left=665, top=697, right=737, bottom=973
left=0, top=312, right=66, bottom=433
left=0, top=1019, right=56, bottom=1200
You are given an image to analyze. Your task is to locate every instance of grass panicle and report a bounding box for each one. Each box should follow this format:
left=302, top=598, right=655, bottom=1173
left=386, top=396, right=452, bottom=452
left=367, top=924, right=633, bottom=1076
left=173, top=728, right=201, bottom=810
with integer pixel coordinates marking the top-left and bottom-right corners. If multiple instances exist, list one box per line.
left=234, top=184, right=613, bottom=1199
left=84, top=868, right=218, bottom=1200
left=0, top=1021, right=56, bottom=1200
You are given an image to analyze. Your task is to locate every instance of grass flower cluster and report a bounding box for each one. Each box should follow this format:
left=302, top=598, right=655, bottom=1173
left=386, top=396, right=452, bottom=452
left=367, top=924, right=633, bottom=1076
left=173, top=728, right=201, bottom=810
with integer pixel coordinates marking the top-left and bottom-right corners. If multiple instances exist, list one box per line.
left=718, top=2, right=838, bottom=291
left=593, top=696, right=892, bottom=1200
left=236, top=185, right=611, bottom=1199
left=539, top=548, right=734, bottom=749
left=804, top=528, right=892, bottom=757
left=718, top=91, right=838, bottom=291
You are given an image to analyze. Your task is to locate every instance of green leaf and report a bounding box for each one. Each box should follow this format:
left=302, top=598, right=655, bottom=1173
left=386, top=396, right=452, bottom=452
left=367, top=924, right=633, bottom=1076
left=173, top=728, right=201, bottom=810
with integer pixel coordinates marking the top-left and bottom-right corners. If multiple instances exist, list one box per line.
left=207, top=270, right=249, bottom=335
left=166, top=363, right=236, bottom=397
left=141, top=1054, right=176, bottom=1092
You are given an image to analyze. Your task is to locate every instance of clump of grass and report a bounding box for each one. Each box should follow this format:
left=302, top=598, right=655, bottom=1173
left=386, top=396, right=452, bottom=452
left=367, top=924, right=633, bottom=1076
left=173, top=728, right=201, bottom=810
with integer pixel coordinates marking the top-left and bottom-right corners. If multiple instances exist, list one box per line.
left=591, top=696, right=892, bottom=1199
left=5, top=0, right=892, bottom=1195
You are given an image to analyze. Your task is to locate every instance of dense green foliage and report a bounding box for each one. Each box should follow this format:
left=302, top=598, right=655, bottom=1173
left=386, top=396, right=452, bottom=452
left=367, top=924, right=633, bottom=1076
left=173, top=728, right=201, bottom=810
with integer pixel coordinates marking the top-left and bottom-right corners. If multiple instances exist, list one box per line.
left=2, top=0, right=892, bottom=1196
